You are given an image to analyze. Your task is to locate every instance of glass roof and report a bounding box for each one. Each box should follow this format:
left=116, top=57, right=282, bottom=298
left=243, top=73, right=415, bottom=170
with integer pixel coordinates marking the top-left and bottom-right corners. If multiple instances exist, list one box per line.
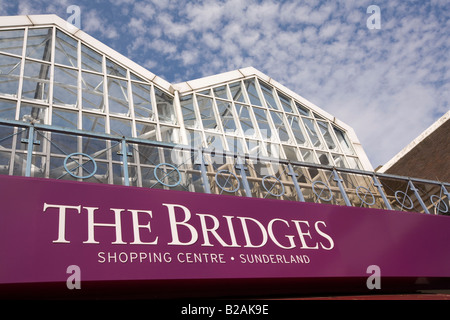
left=0, top=24, right=362, bottom=170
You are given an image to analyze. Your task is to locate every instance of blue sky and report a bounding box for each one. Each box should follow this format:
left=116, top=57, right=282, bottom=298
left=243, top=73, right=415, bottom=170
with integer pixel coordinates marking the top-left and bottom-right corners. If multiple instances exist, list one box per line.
left=1, top=0, right=449, bottom=168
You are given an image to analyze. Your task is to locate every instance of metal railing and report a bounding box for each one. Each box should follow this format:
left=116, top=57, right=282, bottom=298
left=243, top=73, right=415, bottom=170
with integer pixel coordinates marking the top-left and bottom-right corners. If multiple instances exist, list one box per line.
left=1, top=118, right=449, bottom=216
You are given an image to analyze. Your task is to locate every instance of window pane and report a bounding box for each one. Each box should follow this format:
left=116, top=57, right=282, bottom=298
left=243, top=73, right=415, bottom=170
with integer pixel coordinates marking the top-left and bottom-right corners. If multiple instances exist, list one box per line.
left=213, top=85, right=228, bottom=100
left=135, top=122, right=157, bottom=140
left=185, top=129, right=203, bottom=149
left=346, top=157, right=361, bottom=169
left=205, top=132, right=224, bottom=151
left=49, top=132, right=78, bottom=156
left=0, top=99, right=17, bottom=120
left=300, top=148, right=316, bottom=163
left=265, top=141, right=281, bottom=158
left=243, top=78, right=262, bottom=106
left=332, top=154, right=347, bottom=168
left=106, top=58, right=127, bottom=78
left=196, top=95, right=218, bottom=130
left=246, top=138, right=263, bottom=157
left=19, top=102, right=48, bottom=123
left=215, top=99, right=237, bottom=133
left=81, top=43, right=102, bottom=72
left=22, top=60, right=51, bottom=102
left=333, top=126, right=354, bottom=155
left=302, top=118, right=323, bottom=149
left=270, top=111, right=290, bottom=143
left=81, top=72, right=104, bottom=111
left=26, top=28, right=52, bottom=62
left=317, top=152, right=331, bottom=165
left=159, top=125, right=180, bottom=143
left=110, top=117, right=132, bottom=137
left=283, top=145, right=298, bottom=161
left=0, top=29, right=24, bottom=56
left=234, top=103, right=255, bottom=136
left=53, top=66, right=78, bottom=107
left=252, top=107, right=272, bottom=140
left=107, top=77, right=129, bottom=116
left=155, top=88, right=176, bottom=124
left=0, top=54, right=21, bottom=97
left=287, top=115, right=307, bottom=146
left=317, top=120, right=337, bottom=151
left=52, top=108, right=78, bottom=129
left=225, top=135, right=245, bottom=155
left=131, top=82, right=153, bottom=120
left=278, top=92, right=294, bottom=113
left=228, top=81, right=246, bottom=103
left=81, top=136, right=108, bottom=160
left=295, top=101, right=310, bottom=116
left=54, top=29, right=78, bottom=67
left=260, top=82, right=278, bottom=110
left=180, top=94, right=197, bottom=128
left=82, top=112, right=105, bottom=133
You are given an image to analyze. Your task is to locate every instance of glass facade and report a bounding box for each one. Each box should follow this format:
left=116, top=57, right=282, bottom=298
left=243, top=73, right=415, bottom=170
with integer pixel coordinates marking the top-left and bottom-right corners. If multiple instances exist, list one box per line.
left=179, top=77, right=364, bottom=169
left=0, top=22, right=448, bottom=216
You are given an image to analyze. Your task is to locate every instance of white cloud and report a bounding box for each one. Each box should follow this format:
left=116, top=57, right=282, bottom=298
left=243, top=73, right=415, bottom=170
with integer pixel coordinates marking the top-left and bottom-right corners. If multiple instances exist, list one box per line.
left=132, top=2, right=155, bottom=19
left=128, top=17, right=146, bottom=34
left=0, top=0, right=16, bottom=15
left=180, top=50, right=199, bottom=65
left=201, top=32, right=222, bottom=51
left=185, top=1, right=225, bottom=32
left=83, top=9, right=119, bottom=39
left=16, top=0, right=34, bottom=15
left=143, top=59, right=158, bottom=70
left=157, top=13, right=190, bottom=39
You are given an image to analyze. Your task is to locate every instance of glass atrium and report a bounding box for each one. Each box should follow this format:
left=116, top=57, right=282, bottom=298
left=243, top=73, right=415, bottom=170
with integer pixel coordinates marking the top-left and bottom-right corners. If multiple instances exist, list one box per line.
left=0, top=15, right=448, bottom=215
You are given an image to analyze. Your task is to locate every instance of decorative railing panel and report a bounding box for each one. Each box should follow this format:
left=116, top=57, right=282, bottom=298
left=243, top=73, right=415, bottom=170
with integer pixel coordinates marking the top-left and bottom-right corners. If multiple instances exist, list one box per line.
left=0, top=119, right=448, bottom=216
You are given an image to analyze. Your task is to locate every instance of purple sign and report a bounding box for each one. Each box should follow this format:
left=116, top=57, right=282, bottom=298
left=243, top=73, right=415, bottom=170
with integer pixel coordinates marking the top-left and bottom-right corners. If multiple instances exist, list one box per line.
left=1, top=175, right=449, bottom=286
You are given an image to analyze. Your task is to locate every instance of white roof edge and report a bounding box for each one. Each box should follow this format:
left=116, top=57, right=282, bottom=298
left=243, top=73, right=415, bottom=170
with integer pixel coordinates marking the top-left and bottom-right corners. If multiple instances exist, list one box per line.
left=378, top=110, right=450, bottom=173
left=0, top=14, right=174, bottom=93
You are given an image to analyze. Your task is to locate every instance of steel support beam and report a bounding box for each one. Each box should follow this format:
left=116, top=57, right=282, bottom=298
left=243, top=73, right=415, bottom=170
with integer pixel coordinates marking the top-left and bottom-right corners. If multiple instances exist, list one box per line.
left=236, top=156, right=252, bottom=197
left=332, top=168, right=351, bottom=207
left=288, top=163, right=305, bottom=202
left=372, top=174, right=393, bottom=210
left=409, top=180, right=429, bottom=214
left=198, top=148, right=211, bottom=194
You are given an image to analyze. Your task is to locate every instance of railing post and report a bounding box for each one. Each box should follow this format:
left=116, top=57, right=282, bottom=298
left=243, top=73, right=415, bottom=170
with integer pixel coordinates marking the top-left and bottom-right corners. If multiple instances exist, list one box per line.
left=120, top=138, right=130, bottom=186
left=236, top=156, right=252, bottom=197
left=409, top=180, right=430, bottom=214
left=198, top=148, right=211, bottom=194
left=25, top=125, right=35, bottom=177
left=372, top=174, right=393, bottom=210
left=332, top=168, right=351, bottom=206
left=22, top=125, right=40, bottom=177
left=440, top=184, right=450, bottom=215
left=288, top=163, right=305, bottom=202
left=441, top=184, right=450, bottom=199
